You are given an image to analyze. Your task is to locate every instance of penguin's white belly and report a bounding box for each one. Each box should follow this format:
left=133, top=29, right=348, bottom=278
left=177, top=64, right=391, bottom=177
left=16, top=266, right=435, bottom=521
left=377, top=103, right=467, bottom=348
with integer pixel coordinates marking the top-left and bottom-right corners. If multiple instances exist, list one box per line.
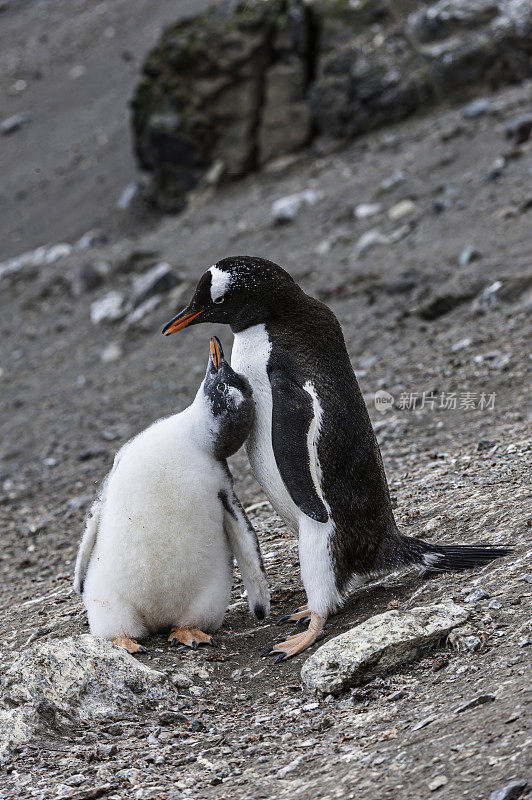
left=83, top=417, right=232, bottom=634
left=232, top=324, right=300, bottom=532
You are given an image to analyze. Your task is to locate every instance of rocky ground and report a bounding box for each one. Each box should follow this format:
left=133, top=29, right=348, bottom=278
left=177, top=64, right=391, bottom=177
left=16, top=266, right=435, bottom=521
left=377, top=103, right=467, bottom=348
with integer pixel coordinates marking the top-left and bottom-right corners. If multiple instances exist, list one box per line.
left=0, top=3, right=531, bottom=797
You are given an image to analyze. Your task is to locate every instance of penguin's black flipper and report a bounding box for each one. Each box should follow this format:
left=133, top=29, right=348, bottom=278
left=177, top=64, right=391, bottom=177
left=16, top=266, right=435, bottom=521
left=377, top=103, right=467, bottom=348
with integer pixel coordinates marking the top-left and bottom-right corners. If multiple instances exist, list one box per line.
left=269, top=369, right=329, bottom=523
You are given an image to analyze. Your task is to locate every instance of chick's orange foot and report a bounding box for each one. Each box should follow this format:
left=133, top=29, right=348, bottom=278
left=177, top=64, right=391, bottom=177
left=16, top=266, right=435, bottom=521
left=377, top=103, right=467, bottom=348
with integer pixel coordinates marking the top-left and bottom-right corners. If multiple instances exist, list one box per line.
left=113, top=635, right=147, bottom=654
left=168, top=627, right=218, bottom=650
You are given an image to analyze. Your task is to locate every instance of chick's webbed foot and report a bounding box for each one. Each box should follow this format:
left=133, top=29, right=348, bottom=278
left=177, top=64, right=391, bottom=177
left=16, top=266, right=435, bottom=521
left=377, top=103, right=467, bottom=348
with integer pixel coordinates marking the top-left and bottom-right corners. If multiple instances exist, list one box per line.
left=168, top=627, right=218, bottom=650
left=263, top=612, right=326, bottom=662
left=113, top=635, right=147, bottom=654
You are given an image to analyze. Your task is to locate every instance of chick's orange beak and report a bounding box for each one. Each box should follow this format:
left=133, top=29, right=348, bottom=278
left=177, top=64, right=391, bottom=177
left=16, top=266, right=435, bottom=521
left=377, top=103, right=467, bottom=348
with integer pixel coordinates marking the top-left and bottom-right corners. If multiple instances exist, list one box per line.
left=162, top=309, right=204, bottom=335
left=209, top=336, right=224, bottom=371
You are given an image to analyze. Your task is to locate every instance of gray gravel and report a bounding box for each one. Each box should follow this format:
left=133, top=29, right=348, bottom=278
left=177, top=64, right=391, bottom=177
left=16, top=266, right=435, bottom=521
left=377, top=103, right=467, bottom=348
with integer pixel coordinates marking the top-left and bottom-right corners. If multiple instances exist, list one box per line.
left=0, top=59, right=530, bottom=800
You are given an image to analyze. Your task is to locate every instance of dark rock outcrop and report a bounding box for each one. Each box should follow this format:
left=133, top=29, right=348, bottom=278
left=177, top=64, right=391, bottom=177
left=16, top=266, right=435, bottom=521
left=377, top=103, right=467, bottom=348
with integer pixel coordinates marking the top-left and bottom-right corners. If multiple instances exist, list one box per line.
left=131, top=0, right=532, bottom=211
left=132, top=1, right=314, bottom=212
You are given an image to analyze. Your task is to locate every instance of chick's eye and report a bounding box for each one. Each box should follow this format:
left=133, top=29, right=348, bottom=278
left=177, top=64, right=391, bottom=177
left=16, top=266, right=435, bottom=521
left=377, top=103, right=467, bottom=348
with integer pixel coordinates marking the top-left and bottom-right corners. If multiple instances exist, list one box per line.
left=213, top=296, right=224, bottom=304
left=217, top=383, right=226, bottom=393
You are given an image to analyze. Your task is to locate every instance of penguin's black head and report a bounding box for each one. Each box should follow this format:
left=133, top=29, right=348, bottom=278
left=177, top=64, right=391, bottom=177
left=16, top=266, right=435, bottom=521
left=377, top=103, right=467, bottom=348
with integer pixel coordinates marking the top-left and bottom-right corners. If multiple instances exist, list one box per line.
left=204, top=337, right=254, bottom=459
left=162, top=255, right=303, bottom=335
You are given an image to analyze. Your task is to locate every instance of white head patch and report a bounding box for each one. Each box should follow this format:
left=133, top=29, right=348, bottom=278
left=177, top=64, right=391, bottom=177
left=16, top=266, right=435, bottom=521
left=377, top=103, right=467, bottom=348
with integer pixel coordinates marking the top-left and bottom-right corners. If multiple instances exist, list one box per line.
left=209, top=265, right=232, bottom=303
left=227, top=386, right=244, bottom=407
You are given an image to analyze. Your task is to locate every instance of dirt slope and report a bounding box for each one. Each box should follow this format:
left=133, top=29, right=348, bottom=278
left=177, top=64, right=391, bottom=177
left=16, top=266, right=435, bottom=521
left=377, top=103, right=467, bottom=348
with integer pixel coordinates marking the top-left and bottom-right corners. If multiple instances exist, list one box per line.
left=0, top=6, right=531, bottom=798
left=0, top=0, right=209, bottom=261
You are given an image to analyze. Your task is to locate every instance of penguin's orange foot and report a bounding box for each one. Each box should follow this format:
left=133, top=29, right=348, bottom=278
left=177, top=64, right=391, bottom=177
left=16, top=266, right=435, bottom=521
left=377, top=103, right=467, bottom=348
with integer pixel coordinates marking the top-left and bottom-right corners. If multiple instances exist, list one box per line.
left=168, top=627, right=218, bottom=650
left=277, top=604, right=311, bottom=627
left=113, top=635, right=147, bottom=654
left=262, top=613, right=326, bottom=662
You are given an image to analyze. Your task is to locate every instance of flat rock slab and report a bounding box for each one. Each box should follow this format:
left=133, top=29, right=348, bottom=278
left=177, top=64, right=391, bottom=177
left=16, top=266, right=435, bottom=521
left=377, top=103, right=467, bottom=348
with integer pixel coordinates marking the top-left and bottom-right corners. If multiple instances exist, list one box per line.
left=301, top=601, right=468, bottom=695
left=0, top=635, right=176, bottom=762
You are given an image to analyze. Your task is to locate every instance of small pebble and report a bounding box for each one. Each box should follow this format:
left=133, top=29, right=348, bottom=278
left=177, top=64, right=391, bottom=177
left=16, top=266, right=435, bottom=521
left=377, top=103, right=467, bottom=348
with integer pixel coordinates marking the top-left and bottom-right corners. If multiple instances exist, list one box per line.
left=55, top=785, right=74, bottom=797
left=489, top=780, right=528, bottom=800
left=100, top=343, right=122, bottom=363
left=412, top=714, right=438, bottom=731
left=451, top=337, right=472, bottom=352
left=117, top=182, right=140, bottom=210
left=97, top=743, right=118, bottom=757
left=354, top=203, right=381, bottom=220
left=90, top=291, right=126, bottom=325
left=455, top=694, right=496, bottom=713
left=270, top=190, right=318, bottom=223
left=0, top=113, right=31, bottom=135
left=428, top=775, right=448, bottom=791
left=70, top=64, right=87, bottom=79
left=505, top=113, right=532, bottom=144
left=486, top=157, right=505, bottom=181
left=465, top=587, right=489, bottom=603
left=105, top=724, right=123, bottom=736
left=387, top=689, right=405, bottom=702
left=355, top=229, right=389, bottom=257
left=378, top=170, right=406, bottom=193
left=430, top=198, right=449, bottom=214
left=458, top=245, right=480, bottom=267
left=478, top=440, right=496, bottom=451
left=388, top=199, right=417, bottom=221
left=462, top=98, right=490, bottom=119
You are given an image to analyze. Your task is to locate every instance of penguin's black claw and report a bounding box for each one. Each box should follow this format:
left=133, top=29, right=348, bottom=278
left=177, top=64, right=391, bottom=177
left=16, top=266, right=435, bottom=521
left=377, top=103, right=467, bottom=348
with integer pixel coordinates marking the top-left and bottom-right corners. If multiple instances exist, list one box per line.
left=262, top=612, right=327, bottom=661
left=295, top=616, right=310, bottom=629
left=210, top=637, right=220, bottom=648
left=277, top=614, right=292, bottom=625
left=192, top=640, right=198, bottom=651
left=261, top=645, right=274, bottom=657
left=277, top=605, right=311, bottom=626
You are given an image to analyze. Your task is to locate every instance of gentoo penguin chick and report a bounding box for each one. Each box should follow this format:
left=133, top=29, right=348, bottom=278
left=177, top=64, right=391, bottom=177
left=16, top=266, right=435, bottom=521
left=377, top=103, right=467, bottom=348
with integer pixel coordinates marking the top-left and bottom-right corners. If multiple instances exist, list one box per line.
left=74, top=337, right=270, bottom=654
left=163, top=256, right=512, bottom=661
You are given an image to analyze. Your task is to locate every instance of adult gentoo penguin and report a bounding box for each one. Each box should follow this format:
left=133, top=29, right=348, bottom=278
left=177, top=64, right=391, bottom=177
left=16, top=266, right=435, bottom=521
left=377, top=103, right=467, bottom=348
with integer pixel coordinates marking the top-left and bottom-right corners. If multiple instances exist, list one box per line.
left=74, top=337, right=269, bottom=653
left=163, top=256, right=512, bottom=661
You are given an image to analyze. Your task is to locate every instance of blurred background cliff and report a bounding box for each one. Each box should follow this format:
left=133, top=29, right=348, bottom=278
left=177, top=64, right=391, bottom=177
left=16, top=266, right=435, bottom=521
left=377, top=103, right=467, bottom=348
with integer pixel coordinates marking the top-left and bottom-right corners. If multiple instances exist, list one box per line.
left=1, top=0, right=531, bottom=258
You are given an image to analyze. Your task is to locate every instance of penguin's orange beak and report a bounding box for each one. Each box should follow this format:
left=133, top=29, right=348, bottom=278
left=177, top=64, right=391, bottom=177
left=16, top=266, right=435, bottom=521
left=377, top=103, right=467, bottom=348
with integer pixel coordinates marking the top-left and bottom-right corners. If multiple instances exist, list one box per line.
left=162, top=309, right=204, bottom=335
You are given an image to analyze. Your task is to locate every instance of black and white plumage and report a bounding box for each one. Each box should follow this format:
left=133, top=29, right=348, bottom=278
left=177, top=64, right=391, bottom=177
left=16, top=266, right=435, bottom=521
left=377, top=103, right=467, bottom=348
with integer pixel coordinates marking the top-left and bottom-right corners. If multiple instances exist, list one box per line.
left=163, top=256, right=512, bottom=660
left=74, top=337, right=269, bottom=653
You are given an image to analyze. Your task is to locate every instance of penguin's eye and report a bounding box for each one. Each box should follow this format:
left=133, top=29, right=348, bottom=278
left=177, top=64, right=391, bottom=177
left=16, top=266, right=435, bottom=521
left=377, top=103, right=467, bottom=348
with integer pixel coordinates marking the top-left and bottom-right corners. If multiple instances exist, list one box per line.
left=213, top=296, right=224, bottom=304
left=217, top=383, right=226, bottom=393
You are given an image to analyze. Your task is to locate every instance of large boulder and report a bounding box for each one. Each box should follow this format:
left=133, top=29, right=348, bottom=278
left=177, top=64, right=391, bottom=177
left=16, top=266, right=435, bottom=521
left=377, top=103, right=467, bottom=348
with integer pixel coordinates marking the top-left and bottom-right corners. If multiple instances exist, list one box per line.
left=0, top=635, right=176, bottom=762
left=301, top=601, right=468, bottom=695
left=310, top=0, right=532, bottom=139
left=131, top=0, right=532, bottom=211
left=132, top=0, right=313, bottom=211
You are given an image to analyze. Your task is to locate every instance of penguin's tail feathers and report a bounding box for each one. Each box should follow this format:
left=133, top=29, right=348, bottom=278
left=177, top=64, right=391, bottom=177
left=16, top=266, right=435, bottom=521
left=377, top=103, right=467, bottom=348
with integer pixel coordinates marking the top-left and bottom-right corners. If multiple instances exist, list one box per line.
left=406, top=538, right=513, bottom=573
